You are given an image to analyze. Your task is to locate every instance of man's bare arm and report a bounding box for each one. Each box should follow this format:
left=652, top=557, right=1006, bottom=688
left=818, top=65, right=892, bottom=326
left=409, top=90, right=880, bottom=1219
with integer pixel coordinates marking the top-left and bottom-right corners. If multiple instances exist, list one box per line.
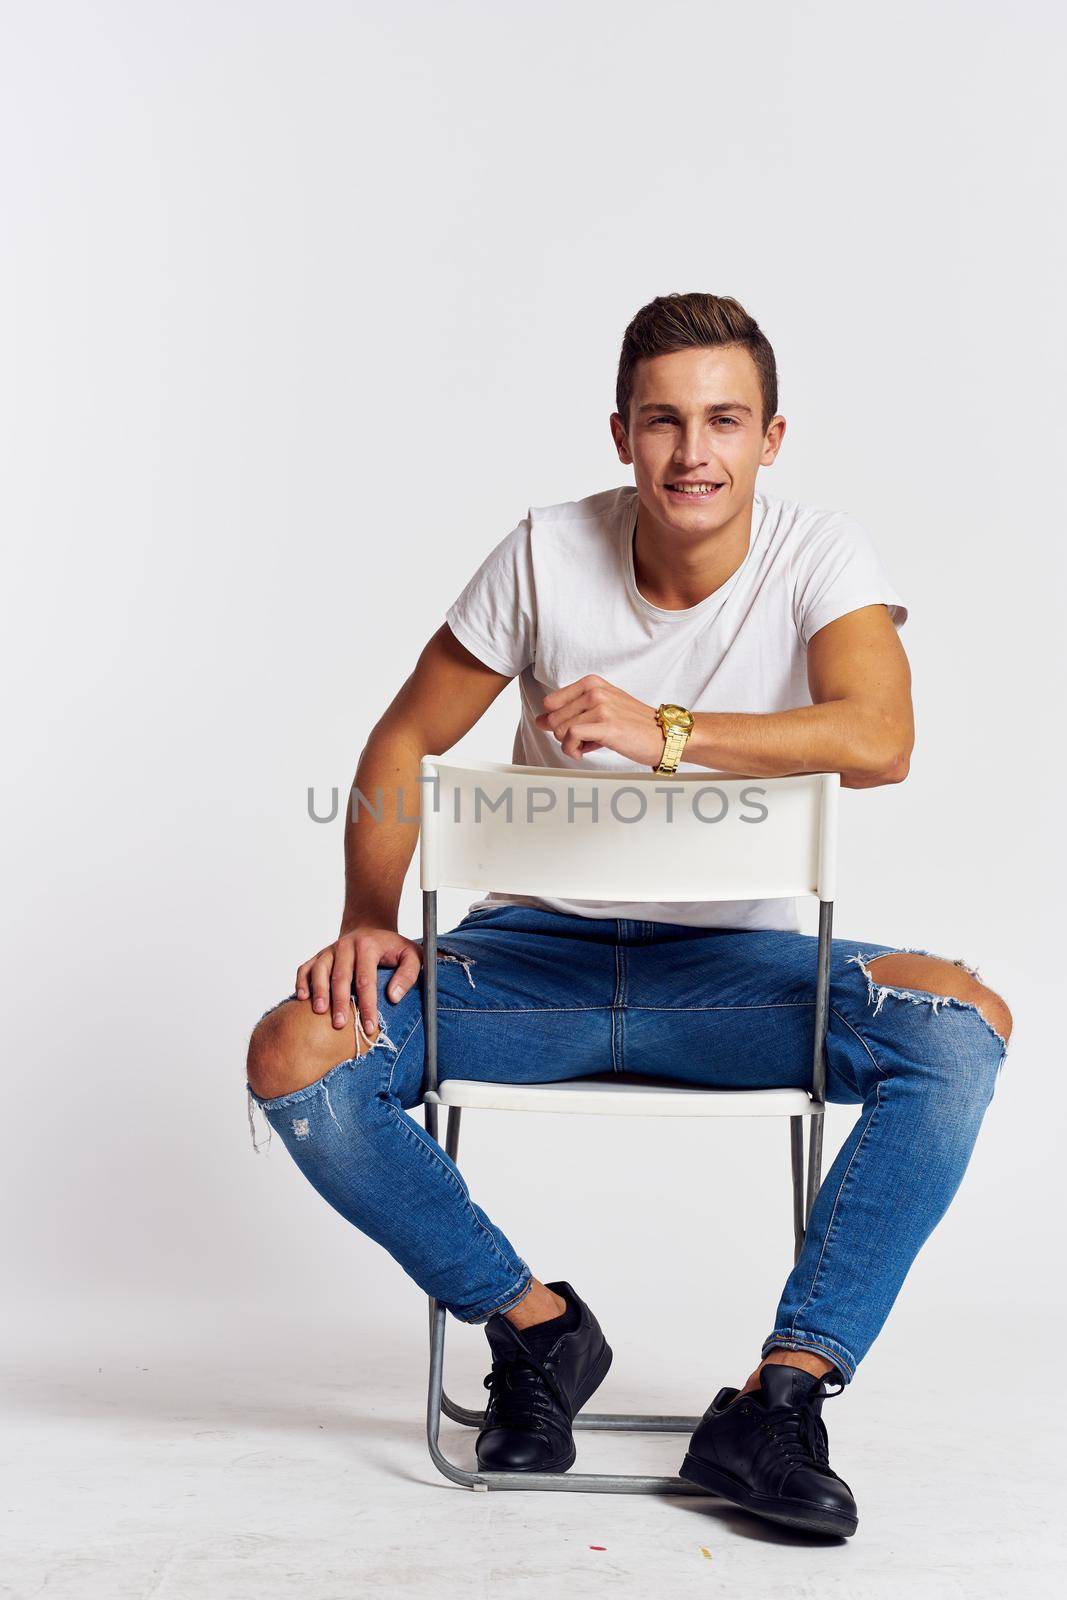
left=295, top=623, right=513, bottom=1031
left=683, top=604, right=914, bottom=789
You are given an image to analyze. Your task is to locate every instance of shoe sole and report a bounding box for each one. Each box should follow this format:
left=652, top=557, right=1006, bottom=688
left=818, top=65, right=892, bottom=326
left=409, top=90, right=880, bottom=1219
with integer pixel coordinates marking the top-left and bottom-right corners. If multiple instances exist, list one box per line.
left=678, top=1452, right=858, bottom=1538
left=477, top=1337, right=614, bottom=1475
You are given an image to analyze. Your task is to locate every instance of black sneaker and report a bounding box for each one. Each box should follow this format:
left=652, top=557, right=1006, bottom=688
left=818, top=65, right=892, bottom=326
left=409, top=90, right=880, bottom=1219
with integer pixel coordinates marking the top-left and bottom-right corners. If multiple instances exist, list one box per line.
left=475, top=1281, right=613, bottom=1472
left=679, top=1364, right=858, bottom=1537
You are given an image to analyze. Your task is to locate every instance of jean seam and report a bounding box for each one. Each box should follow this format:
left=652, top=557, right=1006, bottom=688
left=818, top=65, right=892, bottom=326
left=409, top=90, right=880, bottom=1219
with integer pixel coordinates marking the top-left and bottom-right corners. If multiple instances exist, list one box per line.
left=829, top=1004, right=891, bottom=1085
left=624, top=1002, right=812, bottom=1012
left=434, top=1004, right=615, bottom=1014
left=788, top=1078, right=885, bottom=1339
left=383, top=1101, right=527, bottom=1286
left=385, top=1010, right=425, bottom=1099
left=612, top=939, right=627, bottom=1073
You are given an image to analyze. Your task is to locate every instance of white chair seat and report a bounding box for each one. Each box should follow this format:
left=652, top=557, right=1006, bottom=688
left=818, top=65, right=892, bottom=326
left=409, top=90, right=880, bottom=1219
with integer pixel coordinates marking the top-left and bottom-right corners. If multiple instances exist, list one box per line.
left=427, top=1078, right=815, bottom=1118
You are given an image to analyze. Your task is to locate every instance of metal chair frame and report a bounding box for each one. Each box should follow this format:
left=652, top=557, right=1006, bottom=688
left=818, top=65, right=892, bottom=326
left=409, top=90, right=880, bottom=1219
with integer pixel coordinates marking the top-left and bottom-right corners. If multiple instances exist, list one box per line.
left=418, top=761, right=834, bottom=1495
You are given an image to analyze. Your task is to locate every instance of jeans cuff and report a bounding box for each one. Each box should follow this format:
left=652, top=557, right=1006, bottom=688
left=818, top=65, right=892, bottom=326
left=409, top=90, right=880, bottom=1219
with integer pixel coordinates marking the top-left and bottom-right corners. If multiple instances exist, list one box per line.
left=449, top=1271, right=534, bottom=1325
left=761, top=1328, right=857, bottom=1384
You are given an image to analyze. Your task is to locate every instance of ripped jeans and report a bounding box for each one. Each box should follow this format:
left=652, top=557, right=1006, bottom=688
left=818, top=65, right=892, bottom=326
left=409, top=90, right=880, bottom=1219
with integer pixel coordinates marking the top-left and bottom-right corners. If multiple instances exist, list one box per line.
left=245, top=905, right=1009, bottom=1382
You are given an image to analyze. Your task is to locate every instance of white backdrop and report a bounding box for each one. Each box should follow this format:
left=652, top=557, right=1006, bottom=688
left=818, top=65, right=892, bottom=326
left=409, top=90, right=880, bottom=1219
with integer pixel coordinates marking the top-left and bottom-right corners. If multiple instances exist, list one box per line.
left=2, top=0, right=1064, bottom=1430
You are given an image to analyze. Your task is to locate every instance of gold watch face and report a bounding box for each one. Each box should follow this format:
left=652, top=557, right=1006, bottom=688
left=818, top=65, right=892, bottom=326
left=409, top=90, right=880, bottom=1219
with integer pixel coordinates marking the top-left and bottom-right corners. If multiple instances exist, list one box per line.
left=658, top=704, right=693, bottom=731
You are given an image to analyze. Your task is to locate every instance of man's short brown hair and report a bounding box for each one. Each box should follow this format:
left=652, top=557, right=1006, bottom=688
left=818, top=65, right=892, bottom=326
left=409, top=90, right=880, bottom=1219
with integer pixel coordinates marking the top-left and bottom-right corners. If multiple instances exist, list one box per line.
left=615, top=292, right=778, bottom=432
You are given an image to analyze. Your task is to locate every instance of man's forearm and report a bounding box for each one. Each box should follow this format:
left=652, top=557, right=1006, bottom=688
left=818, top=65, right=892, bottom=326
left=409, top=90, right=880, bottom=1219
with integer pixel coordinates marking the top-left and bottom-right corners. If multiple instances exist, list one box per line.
left=685, top=701, right=911, bottom=788
left=339, top=725, right=427, bottom=931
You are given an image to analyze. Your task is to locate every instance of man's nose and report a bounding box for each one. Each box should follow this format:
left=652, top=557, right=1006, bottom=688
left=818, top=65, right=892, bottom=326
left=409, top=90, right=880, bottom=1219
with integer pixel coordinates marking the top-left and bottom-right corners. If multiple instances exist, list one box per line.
left=673, top=428, right=711, bottom=466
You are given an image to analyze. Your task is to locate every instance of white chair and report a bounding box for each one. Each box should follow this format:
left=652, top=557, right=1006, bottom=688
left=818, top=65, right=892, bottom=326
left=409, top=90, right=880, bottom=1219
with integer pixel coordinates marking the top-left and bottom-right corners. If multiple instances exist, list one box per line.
left=418, top=757, right=838, bottom=1495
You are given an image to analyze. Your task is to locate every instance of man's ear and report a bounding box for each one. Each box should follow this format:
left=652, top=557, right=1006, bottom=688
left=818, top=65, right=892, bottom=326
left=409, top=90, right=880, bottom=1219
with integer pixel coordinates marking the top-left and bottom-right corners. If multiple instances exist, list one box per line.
left=610, top=411, right=633, bottom=464
left=760, top=414, right=786, bottom=467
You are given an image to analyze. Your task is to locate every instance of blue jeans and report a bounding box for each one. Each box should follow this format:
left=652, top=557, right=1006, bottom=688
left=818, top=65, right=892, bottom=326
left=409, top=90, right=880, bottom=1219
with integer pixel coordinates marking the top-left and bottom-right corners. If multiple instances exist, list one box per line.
left=245, top=905, right=1008, bottom=1382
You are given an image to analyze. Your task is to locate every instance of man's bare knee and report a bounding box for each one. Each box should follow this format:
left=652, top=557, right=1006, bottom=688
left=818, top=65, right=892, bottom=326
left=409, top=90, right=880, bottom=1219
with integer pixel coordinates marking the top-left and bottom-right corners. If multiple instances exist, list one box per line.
left=246, top=1000, right=378, bottom=1099
left=865, top=954, right=1013, bottom=1042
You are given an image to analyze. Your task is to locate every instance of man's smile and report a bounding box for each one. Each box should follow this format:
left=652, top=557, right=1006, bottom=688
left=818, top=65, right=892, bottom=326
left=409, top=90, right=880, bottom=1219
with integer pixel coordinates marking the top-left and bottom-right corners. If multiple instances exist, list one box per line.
left=665, top=479, right=725, bottom=500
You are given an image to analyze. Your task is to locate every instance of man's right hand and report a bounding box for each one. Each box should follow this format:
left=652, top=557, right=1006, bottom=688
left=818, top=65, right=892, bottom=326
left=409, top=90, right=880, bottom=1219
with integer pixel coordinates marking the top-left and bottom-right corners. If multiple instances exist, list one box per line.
left=295, top=927, right=424, bottom=1034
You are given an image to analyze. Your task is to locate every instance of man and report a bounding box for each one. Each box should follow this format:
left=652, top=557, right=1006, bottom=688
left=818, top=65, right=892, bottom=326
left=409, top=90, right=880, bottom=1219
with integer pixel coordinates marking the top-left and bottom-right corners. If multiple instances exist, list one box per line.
left=245, top=293, right=1011, bottom=1538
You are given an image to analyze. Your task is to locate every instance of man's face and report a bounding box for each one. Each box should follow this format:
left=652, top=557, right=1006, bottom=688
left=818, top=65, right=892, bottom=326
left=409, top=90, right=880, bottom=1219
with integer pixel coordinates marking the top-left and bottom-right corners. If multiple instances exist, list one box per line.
left=610, top=344, right=784, bottom=533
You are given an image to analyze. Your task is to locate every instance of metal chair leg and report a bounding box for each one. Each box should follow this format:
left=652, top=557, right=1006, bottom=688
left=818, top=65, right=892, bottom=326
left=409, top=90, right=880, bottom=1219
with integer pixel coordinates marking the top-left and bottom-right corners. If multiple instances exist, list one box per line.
left=806, top=1108, right=826, bottom=1225
left=425, top=1289, right=706, bottom=1493
left=790, top=1115, right=806, bottom=1264
left=805, top=900, right=832, bottom=1225
left=423, top=1120, right=817, bottom=1491
left=437, top=1105, right=472, bottom=1427
left=423, top=1103, right=704, bottom=1491
left=794, top=1105, right=826, bottom=1258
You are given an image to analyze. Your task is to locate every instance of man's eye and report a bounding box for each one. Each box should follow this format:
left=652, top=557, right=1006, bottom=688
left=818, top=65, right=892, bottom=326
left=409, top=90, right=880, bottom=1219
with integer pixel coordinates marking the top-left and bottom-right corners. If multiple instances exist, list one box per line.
left=647, top=414, right=739, bottom=427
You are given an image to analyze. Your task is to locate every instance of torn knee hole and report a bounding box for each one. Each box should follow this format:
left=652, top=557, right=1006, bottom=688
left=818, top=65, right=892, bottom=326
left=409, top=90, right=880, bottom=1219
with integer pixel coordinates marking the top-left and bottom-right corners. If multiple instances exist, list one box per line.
left=248, top=999, right=398, bottom=1102
left=850, top=952, right=1012, bottom=1042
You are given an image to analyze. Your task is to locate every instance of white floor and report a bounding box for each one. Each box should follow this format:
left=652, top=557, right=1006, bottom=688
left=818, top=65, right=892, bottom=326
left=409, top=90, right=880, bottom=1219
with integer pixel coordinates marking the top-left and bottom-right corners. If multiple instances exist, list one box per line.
left=4, top=1298, right=1064, bottom=1600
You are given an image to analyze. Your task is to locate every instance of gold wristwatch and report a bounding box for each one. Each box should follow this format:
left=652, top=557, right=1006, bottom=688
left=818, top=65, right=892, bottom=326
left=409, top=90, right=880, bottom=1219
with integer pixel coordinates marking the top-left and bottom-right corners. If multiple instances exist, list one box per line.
left=653, top=703, right=695, bottom=775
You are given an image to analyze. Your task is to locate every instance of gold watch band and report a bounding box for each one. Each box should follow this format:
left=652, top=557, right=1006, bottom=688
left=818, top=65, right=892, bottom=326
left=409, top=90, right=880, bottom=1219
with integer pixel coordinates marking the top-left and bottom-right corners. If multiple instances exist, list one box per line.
left=654, top=725, right=690, bottom=774
left=653, top=703, right=694, bottom=775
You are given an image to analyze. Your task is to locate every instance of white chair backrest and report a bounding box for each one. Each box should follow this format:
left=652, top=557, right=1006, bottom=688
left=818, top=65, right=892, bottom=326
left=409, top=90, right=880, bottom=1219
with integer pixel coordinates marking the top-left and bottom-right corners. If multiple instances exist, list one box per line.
left=420, top=759, right=838, bottom=903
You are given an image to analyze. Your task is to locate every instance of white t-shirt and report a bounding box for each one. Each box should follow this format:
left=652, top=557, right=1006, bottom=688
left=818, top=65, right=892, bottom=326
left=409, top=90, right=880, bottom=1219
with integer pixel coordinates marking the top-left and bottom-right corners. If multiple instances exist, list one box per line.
left=444, top=483, right=908, bottom=930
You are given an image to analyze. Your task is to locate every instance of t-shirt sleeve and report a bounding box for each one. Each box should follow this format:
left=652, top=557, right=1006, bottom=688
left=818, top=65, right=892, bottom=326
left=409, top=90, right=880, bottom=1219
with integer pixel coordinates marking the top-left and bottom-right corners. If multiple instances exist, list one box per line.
left=792, top=511, right=908, bottom=647
left=444, top=514, right=536, bottom=678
